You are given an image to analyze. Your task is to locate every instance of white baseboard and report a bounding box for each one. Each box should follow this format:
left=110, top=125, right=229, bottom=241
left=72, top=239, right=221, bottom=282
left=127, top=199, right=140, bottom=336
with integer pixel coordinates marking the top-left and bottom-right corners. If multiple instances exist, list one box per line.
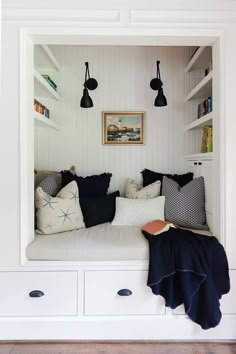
left=1, top=315, right=236, bottom=340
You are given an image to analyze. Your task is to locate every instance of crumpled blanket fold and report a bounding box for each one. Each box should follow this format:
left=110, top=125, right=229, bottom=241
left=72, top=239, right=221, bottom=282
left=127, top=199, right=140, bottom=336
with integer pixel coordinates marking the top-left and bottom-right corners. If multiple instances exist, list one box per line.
left=142, top=227, right=230, bottom=329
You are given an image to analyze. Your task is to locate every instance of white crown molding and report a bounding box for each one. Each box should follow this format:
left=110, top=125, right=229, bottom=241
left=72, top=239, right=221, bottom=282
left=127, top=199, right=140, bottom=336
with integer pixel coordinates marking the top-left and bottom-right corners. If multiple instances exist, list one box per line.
left=2, top=8, right=120, bottom=23
left=130, top=10, right=236, bottom=25
left=3, top=8, right=236, bottom=24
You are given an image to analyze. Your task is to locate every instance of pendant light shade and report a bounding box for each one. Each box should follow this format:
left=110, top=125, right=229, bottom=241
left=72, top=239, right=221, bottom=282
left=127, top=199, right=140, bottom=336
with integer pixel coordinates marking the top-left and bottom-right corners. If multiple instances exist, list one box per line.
left=80, top=62, right=98, bottom=108
left=80, top=88, right=93, bottom=108
left=150, top=60, right=168, bottom=107
left=154, top=87, right=167, bottom=107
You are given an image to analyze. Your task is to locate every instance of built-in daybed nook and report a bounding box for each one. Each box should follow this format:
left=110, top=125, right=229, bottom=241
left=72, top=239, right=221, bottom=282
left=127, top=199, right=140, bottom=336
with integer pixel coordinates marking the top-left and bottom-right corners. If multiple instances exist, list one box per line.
left=24, top=43, right=227, bottom=329
left=1, top=7, right=236, bottom=339
left=30, top=45, right=215, bottom=264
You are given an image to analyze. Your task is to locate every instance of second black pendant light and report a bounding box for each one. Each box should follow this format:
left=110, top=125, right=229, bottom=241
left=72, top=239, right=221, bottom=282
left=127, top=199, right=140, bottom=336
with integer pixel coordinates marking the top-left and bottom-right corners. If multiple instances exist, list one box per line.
left=80, top=62, right=98, bottom=108
left=150, top=60, right=167, bottom=107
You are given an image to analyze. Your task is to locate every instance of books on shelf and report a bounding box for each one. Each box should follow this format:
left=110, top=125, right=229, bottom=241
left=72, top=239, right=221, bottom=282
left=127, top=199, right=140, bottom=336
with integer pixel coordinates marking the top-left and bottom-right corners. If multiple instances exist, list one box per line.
left=197, top=96, right=212, bottom=119
left=42, top=75, right=57, bottom=91
left=201, top=125, right=213, bottom=153
left=34, top=99, right=50, bottom=118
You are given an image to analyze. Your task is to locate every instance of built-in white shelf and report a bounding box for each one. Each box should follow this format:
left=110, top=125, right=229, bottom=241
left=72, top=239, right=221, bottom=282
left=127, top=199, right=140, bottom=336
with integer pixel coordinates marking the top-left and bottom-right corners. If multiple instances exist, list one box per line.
left=34, top=45, right=62, bottom=72
left=185, top=71, right=213, bottom=101
left=184, top=152, right=213, bottom=161
left=34, top=111, right=59, bottom=130
left=185, top=46, right=212, bottom=73
left=185, top=112, right=213, bottom=131
left=34, top=68, right=60, bottom=101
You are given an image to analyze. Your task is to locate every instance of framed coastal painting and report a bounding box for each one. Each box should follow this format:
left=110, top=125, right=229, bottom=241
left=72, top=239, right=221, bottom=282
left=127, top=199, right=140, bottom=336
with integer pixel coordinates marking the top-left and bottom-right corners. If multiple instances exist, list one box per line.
left=103, top=112, right=144, bottom=145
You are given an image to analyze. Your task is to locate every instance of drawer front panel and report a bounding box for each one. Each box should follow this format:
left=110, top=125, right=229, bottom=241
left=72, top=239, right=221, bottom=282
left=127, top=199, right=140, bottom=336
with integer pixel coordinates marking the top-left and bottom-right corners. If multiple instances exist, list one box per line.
left=85, top=270, right=165, bottom=316
left=0, top=271, right=77, bottom=317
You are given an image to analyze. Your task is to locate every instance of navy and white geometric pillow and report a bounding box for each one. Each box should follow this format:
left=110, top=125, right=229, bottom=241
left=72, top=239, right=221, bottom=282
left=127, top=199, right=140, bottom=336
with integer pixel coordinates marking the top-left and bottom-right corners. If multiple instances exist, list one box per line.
left=162, top=176, right=209, bottom=230
left=38, top=175, right=60, bottom=197
left=35, top=181, right=85, bottom=235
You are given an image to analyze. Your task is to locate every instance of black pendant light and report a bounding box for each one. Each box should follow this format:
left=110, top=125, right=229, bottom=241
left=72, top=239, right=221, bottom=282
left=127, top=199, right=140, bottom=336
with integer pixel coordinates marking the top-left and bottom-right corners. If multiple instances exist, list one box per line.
left=154, top=87, right=167, bottom=107
left=80, top=62, right=98, bottom=108
left=150, top=60, right=167, bottom=107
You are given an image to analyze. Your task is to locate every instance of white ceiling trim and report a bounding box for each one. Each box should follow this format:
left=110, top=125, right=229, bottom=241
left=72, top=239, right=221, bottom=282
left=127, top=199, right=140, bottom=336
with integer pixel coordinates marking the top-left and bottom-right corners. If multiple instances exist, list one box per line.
left=3, top=8, right=236, bottom=24
left=130, top=10, right=236, bottom=24
left=2, top=8, right=120, bottom=23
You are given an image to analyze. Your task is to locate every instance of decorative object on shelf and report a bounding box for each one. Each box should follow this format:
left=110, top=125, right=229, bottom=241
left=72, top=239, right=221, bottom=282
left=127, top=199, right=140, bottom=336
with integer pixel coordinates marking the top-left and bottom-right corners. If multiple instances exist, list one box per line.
left=80, top=62, right=98, bottom=108
left=150, top=61, right=167, bottom=107
left=42, top=75, right=57, bottom=91
left=205, top=60, right=213, bottom=76
left=34, top=99, right=50, bottom=118
left=103, top=112, right=144, bottom=145
left=197, top=96, right=212, bottom=119
left=201, top=125, right=213, bottom=153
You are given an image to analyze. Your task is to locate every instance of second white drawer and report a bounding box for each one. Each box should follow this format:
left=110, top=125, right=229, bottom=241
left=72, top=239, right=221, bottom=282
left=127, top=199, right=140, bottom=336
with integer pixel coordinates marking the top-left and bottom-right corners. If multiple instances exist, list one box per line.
left=85, top=270, right=165, bottom=316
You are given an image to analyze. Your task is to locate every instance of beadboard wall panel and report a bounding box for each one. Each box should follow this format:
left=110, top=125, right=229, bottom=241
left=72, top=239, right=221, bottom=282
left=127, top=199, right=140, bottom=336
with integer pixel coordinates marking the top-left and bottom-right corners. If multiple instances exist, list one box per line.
left=34, top=46, right=186, bottom=193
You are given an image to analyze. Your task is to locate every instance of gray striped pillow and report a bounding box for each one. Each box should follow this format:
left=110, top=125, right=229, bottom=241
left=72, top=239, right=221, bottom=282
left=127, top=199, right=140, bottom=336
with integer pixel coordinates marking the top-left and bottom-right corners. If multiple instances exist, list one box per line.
left=162, top=176, right=209, bottom=230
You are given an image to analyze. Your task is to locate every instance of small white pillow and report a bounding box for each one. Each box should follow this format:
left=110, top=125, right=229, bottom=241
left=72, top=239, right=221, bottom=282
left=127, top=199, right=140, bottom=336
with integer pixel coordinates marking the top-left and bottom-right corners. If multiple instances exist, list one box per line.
left=36, top=181, right=85, bottom=234
left=112, top=196, right=165, bottom=226
left=125, top=178, right=161, bottom=199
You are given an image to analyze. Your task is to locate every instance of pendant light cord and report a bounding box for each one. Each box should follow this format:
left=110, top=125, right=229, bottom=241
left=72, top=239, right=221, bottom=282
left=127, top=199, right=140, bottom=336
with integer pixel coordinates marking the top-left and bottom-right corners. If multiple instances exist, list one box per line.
left=84, top=62, right=90, bottom=87
left=156, top=60, right=161, bottom=81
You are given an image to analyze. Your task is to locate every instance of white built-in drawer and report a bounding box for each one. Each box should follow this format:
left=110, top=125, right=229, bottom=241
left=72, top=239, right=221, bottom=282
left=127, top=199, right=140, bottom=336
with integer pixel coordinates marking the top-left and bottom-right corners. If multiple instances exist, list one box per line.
left=0, top=271, right=77, bottom=317
left=85, top=270, right=165, bottom=316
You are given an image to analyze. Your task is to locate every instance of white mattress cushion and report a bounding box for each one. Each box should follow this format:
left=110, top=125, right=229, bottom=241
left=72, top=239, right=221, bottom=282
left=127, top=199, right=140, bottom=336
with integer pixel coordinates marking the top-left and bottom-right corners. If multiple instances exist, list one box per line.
left=27, top=223, right=213, bottom=262
left=27, top=223, right=149, bottom=261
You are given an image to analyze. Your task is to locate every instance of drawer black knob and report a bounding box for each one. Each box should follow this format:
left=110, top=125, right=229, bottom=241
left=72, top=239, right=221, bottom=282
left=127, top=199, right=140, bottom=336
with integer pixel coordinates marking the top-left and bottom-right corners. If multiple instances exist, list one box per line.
left=29, top=290, right=44, bottom=298
left=117, top=289, right=132, bottom=296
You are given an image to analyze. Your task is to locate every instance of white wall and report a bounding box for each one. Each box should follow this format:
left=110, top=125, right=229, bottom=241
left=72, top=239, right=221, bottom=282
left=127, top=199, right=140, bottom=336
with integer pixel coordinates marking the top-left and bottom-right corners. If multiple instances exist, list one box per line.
left=34, top=45, right=186, bottom=193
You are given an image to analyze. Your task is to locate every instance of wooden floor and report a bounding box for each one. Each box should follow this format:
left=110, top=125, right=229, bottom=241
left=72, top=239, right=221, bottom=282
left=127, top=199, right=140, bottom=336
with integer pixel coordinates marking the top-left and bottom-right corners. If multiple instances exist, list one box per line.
left=0, top=342, right=236, bottom=354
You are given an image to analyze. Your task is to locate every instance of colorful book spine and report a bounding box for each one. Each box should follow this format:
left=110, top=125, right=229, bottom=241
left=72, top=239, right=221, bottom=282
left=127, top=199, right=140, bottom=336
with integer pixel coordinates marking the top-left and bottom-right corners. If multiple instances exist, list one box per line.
left=34, top=98, right=50, bottom=119
left=196, top=96, right=213, bottom=119
left=201, top=126, right=208, bottom=153
left=206, top=126, right=213, bottom=152
left=201, top=126, right=213, bottom=153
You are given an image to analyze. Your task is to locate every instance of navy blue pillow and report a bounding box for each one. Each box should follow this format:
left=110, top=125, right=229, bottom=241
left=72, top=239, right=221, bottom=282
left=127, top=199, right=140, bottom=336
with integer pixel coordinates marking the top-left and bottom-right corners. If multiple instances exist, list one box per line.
left=141, top=169, right=193, bottom=189
left=61, top=170, right=112, bottom=198
left=80, top=191, right=120, bottom=228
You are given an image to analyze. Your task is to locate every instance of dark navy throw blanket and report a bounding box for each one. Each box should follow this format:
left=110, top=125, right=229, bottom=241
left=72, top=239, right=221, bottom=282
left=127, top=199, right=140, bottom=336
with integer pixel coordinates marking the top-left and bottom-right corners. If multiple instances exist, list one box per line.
left=142, top=227, right=230, bottom=330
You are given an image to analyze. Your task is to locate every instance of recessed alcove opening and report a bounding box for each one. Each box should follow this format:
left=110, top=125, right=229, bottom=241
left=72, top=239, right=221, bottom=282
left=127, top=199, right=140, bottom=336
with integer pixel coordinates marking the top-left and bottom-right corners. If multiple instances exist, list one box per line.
left=20, top=30, right=222, bottom=265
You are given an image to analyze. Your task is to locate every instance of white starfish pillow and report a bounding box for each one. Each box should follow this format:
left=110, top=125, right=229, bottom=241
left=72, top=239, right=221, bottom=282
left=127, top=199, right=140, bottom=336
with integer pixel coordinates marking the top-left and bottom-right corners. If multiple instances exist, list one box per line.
left=125, top=178, right=161, bottom=199
left=36, top=181, right=85, bottom=235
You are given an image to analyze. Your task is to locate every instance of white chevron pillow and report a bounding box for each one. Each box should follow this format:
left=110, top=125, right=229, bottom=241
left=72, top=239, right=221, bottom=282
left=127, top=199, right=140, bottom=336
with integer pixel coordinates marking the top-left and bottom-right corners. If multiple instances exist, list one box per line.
left=125, top=178, right=161, bottom=199
left=36, top=181, right=85, bottom=234
left=112, top=196, right=165, bottom=226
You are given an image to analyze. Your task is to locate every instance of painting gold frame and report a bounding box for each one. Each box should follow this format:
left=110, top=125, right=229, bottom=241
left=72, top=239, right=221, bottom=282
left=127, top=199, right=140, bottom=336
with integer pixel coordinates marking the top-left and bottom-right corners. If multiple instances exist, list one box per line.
left=103, top=111, right=144, bottom=145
